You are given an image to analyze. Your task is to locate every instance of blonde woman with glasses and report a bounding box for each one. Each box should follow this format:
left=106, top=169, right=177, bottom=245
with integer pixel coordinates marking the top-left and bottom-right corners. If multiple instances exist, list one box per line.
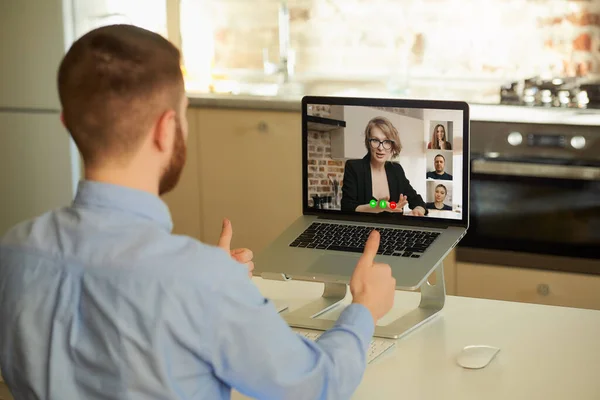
left=341, top=116, right=427, bottom=216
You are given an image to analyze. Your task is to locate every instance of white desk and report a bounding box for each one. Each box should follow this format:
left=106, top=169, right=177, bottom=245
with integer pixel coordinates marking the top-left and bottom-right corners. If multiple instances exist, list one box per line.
left=233, top=277, right=600, bottom=400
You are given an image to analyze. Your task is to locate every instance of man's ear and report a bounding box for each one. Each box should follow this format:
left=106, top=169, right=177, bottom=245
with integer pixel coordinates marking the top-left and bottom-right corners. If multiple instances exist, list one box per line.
left=153, top=109, right=177, bottom=152
left=59, top=112, right=65, bottom=128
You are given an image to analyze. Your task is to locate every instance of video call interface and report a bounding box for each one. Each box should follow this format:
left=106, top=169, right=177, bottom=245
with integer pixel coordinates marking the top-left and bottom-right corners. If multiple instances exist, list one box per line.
left=306, top=103, right=464, bottom=220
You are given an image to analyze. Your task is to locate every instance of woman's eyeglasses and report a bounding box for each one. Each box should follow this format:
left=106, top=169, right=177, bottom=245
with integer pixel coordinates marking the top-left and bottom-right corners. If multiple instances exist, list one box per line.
left=369, top=138, right=394, bottom=150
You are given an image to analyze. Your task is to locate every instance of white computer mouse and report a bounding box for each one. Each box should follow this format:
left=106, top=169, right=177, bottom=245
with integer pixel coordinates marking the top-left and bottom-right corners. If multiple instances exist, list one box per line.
left=456, top=345, right=500, bottom=369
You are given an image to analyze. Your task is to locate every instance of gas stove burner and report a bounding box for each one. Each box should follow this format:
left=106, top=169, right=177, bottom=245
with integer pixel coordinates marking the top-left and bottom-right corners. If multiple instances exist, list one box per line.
left=500, top=76, right=596, bottom=109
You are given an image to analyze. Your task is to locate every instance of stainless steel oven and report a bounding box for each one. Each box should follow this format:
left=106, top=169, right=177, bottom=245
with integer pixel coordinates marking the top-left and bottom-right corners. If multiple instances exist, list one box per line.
left=457, top=120, right=600, bottom=274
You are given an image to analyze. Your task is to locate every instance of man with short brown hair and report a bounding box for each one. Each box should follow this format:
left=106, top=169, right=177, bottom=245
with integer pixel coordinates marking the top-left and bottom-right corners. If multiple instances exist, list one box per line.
left=426, top=154, right=453, bottom=181
left=0, top=24, right=396, bottom=400
left=57, top=24, right=188, bottom=194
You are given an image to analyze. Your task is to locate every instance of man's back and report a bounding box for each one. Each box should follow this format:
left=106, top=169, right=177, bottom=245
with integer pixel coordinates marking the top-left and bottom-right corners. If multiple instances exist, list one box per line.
left=0, top=181, right=375, bottom=400
left=0, top=181, right=236, bottom=399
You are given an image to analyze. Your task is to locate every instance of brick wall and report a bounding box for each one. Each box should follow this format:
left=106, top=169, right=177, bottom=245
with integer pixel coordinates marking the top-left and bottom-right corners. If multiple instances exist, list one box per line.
left=185, top=0, right=600, bottom=92
left=307, top=104, right=345, bottom=208
left=307, top=131, right=344, bottom=209
left=307, top=104, right=331, bottom=117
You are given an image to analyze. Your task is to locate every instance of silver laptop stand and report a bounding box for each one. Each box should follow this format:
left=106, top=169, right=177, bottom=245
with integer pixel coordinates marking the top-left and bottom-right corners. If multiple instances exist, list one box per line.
left=281, top=261, right=445, bottom=339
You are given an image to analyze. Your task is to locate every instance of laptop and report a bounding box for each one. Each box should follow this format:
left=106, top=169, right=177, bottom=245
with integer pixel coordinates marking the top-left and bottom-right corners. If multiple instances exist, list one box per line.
left=254, top=95, right=469, bottom=291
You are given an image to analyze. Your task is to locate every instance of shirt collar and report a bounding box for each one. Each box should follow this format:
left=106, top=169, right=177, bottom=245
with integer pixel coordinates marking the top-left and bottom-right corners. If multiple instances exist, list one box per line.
left=72, top=180, right=173, bottom=232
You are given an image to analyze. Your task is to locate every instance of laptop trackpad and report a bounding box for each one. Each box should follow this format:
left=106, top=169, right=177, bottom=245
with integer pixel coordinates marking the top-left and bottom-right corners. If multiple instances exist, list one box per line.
left=306, top=254, right=359, bottom=277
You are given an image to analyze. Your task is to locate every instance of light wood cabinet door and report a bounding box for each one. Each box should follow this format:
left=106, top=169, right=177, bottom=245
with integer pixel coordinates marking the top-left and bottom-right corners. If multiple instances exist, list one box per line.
left=196, top=108, right=303, bottom=253
left=457, top=262, right=600, bottom=310
left=418, top=249, right=457, bottom=296
left=161, top=108, right=203, bottom=240
left=0, top=381, right=13, bottom=400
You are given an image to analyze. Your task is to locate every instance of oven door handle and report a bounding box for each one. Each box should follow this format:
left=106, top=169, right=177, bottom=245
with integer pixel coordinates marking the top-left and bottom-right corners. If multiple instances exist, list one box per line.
left=472, top=159, right=600, bottom=181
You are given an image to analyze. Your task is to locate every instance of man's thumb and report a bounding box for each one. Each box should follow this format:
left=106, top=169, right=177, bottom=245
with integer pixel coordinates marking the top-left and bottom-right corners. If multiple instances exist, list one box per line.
left=359, top=230, right=380, bottom=266
left=218, top=218, right=232, bottom=251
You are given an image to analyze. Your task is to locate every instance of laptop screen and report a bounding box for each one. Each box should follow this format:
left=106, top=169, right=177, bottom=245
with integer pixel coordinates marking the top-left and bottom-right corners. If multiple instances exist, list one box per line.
left=304, top=99, right=467, bottom=223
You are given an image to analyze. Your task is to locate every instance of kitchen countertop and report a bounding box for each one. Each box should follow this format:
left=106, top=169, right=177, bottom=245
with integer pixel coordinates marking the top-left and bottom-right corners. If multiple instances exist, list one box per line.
left=188, top=92, right=600, bottom=126
left=232, top=277, right=600, bottom=400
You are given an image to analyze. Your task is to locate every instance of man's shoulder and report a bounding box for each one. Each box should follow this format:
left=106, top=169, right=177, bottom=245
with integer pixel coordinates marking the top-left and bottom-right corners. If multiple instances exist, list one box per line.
left=1, top=209, right=241, bottom=284
left=0, top=209, right=60, bottom=247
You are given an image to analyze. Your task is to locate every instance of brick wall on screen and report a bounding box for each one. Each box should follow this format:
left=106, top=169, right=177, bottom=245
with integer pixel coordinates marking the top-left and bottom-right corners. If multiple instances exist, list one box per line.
left=307, top=131, right=344, bottom=208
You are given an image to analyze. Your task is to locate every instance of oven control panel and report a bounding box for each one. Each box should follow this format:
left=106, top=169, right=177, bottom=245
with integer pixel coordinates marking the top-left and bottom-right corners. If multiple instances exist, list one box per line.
left=506, top=132, right=591, bottom=150
left=471, top=121, right=598, bottom=160
left=526, top=133, right=567, bottom=148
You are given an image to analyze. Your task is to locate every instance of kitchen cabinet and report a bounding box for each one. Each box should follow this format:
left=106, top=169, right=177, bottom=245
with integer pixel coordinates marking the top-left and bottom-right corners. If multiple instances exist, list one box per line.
left=162, top=106, right=302, bottom=253
left=160, top=108, right=203, bottom=240
left=0, top=381, right=11, bottom=400
left=436, top=250, right=457, bottom=295
left=195, top=107, right=303, bottom=253
left=456, top=262, right=600, bottom=311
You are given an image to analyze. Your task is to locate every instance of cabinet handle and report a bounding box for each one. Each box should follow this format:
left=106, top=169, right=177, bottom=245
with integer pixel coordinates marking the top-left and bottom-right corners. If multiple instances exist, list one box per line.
left=537, top=283, right=550, bottom=296
left=257, top=121, right=269, bottom=133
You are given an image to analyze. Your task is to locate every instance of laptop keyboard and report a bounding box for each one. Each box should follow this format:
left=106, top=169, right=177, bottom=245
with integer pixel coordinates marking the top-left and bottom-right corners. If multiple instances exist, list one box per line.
left=289, top=222, right=440, bottom=259
left=294, top=328, right=395, bottom=364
